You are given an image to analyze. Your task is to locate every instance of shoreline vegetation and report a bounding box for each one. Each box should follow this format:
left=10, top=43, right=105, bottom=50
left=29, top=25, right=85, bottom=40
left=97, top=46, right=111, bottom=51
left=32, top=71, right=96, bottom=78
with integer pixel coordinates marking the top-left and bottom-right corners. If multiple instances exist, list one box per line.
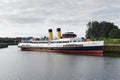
left=0, top=37, right=21, bottom=48
left=92, top=38, right=120, bottom=44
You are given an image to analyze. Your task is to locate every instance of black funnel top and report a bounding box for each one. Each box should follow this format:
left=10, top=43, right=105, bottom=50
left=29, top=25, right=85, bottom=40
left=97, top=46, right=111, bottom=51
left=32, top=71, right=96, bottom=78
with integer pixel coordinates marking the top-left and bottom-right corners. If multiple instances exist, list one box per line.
left=57, top=28, right=61, bottom=32
left=48, top=29, right=52, bottom=32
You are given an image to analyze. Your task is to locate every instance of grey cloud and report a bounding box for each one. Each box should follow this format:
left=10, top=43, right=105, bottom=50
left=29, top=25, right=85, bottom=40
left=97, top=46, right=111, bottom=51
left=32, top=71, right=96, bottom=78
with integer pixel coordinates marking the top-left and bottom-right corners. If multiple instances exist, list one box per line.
left=7, top=17, right=45, bottom=24
left=0, top=0, right=120, bottom=37
left=0, top=0, right=109, bottom=24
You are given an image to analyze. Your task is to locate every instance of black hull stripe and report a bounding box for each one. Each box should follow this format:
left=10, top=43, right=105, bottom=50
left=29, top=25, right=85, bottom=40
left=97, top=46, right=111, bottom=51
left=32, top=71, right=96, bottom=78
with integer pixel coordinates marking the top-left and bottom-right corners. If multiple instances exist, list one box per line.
left=21, top=46, right=103, bottom=51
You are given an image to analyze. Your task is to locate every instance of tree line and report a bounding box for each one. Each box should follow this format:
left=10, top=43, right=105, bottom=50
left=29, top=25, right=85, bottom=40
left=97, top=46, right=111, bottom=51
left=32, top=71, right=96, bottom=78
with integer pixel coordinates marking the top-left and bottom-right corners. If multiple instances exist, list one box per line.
left=86, top=21, right=120, bottom=39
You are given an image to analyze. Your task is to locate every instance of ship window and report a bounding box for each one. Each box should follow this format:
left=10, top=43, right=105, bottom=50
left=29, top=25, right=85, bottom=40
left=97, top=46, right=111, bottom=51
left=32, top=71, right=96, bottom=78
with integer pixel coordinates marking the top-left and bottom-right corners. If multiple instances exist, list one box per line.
left=50, top=41, right=70, bottom=43
left=37, top=42, right=48, bottom=43
left=78, top=40, right=81, bottom=42
left=73, top=40, right=76, bottom=42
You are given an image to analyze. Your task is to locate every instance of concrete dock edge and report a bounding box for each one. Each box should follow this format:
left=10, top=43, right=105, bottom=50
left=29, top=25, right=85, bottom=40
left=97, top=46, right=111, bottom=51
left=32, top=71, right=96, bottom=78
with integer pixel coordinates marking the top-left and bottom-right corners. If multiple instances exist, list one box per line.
left=104, top=44, right=120, bottom=57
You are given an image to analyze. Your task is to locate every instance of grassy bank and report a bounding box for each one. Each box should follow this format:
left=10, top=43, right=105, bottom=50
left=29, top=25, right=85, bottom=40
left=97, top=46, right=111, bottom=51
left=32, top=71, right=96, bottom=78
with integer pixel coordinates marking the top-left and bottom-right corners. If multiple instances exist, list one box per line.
left=92, top=38, right=120, bottom=44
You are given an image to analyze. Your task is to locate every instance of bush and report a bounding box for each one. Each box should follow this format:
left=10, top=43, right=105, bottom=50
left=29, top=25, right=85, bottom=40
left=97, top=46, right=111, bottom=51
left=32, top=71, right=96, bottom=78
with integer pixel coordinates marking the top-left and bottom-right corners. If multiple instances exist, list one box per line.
left=92, top=37, right=120, bottom=44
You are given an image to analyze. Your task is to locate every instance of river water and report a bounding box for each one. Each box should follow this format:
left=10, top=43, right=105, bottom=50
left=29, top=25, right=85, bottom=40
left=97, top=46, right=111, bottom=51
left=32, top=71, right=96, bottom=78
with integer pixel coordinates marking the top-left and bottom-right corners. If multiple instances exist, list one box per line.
left=0, top=46, right=120, bottom=80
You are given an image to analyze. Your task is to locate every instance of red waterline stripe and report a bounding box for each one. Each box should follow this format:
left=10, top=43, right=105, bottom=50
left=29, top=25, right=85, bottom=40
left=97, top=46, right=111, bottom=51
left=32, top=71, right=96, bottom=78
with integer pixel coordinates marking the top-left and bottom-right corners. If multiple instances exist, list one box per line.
left=21, top=48, right=103, bottom=56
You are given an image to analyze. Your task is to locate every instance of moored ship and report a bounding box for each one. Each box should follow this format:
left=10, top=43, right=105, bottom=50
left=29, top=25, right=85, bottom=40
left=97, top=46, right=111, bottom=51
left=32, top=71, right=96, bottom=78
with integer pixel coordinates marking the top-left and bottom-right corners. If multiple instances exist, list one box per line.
left=18, top=28, right=104, bottom=56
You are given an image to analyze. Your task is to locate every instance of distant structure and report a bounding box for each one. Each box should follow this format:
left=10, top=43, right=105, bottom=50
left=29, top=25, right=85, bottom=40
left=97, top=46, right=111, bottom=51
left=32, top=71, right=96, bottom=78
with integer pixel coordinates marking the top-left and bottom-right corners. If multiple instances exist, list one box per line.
left=62, top=32, right=77, bottom=38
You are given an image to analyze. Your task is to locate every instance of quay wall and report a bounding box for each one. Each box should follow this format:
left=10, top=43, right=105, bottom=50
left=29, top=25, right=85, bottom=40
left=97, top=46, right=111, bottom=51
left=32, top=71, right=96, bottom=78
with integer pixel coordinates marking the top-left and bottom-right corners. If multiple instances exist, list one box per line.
left=104, top=44, right=120, bottom=57
left=0, top=43, right=8, bottom=48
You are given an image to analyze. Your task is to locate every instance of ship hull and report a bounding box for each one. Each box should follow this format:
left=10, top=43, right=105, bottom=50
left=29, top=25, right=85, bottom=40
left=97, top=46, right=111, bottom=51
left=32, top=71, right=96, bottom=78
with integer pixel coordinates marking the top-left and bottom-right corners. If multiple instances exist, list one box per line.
left=20, top=46, right=103, bottom=56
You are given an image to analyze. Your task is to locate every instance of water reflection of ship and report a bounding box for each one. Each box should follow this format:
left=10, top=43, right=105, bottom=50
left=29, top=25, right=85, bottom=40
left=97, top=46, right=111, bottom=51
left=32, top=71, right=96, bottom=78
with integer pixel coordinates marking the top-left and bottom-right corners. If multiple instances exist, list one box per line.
left=18, top=28, right=104, bottom=56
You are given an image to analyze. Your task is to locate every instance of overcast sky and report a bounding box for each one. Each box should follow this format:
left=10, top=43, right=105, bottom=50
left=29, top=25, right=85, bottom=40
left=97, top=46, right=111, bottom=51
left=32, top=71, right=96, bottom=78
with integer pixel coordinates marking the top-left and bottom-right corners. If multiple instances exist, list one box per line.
left=0, top=0, right=120, bottom=37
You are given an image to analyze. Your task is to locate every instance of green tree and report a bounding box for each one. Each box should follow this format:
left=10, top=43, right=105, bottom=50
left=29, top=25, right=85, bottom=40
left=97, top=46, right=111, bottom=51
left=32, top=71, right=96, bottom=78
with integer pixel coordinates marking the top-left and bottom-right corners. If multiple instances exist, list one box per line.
left=86, top=21, right=100, bottom=38
left=86, top=21, right=120, bottom=39
left=109, top=29, right=120, bottom=38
